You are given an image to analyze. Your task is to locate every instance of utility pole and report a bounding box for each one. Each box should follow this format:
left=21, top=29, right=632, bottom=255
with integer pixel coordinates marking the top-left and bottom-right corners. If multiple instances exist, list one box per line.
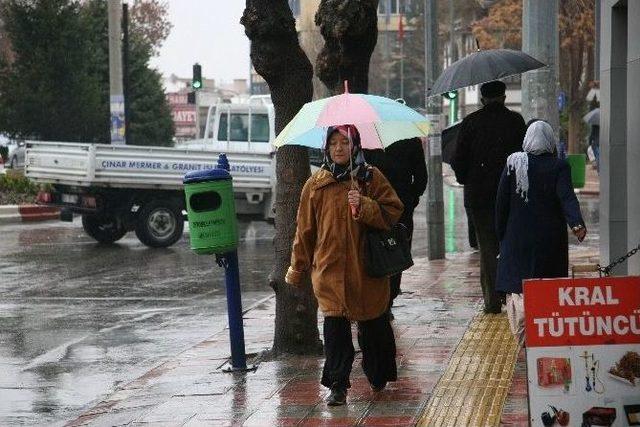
left=384, top=0, right=391, bottom=98
left=424, top=0, right=445, bottom=260
left=449, top=0, right=457, bottom=62
left=122, top=2, right=130, bottom=145
left=399, top=14, right=404, bottom=100
left=108, top=0, right=126, bottom=145
left=521, top=0, right=559, bottom=134
left=447, top=0, right=459, bottom=125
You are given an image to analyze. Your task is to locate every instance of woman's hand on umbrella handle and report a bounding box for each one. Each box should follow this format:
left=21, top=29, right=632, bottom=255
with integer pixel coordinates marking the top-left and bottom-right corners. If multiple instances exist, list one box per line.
left=572, top=225, right=587, bottom=242
left=348, top=189, right=361, bottom=216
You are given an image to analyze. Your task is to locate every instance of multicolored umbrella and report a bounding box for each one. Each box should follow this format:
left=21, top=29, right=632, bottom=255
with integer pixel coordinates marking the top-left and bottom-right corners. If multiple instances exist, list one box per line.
left=274, top=83, right=429, bottom=150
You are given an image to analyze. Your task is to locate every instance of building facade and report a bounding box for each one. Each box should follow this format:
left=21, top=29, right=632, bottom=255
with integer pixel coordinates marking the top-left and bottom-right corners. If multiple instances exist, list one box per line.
left=599, top=0, right=640, bottom=275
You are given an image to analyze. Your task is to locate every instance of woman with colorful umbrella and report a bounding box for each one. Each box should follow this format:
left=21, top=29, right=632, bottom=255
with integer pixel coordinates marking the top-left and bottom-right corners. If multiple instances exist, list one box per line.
left=284, top=124, right=403, bottom=406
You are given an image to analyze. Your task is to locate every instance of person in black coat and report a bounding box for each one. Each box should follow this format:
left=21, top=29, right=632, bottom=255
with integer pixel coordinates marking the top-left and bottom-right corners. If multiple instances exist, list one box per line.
left=450, top=81, right=526, bottom=313
left=496, top=120, right=586, bottom=346
left=364, top=138, right=428, bottom=316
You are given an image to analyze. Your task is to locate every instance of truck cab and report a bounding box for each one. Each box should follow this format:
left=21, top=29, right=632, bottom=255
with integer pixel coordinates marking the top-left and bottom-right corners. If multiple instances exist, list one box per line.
left=176, top=95, right=275, bottom=154
left=175, top=96, right=276, bottom=218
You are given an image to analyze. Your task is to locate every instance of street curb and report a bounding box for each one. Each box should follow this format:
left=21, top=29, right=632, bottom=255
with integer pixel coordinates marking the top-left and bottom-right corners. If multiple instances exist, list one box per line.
left=0, top=204, right=59, bottom=224
left=576, top=189, right=599, bottom=196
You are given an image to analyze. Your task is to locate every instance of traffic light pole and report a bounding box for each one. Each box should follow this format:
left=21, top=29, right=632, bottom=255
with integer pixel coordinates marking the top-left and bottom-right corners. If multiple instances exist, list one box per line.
left=192, top=64, right=203, bottom=138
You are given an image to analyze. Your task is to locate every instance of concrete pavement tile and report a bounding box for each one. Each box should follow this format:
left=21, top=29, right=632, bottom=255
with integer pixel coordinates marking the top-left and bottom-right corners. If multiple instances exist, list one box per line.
left=300, top=416, right=359, bottom=426
left=130, top=421, right=189, bottom=427
left=182, top=417, right=235, bottom=427
left=133, top=398, right=200, bottom=423
left=359, top=416, right=417, bottom=426
left=73, top=407, right=153, bottom=427
left=364, top=401, right=423, bottom=417
left=243, top=405, right=316, bottom=425
left=173, top=380, right=234, bottom=397
left=243, top=415, right=302, bottom=426
left=308, top=401, right=369, bottom=417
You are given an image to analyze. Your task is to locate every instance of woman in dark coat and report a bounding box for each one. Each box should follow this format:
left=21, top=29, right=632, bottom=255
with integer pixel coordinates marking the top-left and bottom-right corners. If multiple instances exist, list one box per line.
left=495, top=120, right=586, bottom=345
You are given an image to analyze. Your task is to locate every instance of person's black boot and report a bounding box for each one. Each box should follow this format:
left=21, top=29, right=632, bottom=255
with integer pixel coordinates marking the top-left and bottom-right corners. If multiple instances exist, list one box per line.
left=370, top=381, right=387, bottom=392
left=327, top=387, right=347, bottom=406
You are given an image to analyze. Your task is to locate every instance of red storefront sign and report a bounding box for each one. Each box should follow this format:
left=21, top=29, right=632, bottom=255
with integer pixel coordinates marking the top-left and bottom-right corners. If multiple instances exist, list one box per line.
left=524, top=276, right=640, bottom=348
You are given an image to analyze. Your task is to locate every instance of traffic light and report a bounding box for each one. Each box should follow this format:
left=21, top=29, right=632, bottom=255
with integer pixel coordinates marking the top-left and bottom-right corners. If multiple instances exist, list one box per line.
left=192, top=63, right=202, bottom=90
left=187, top=91, right=196, bottom=104
left=442, top=90, right=458, bottom=100
left=443, top=90, right=459, bottom=124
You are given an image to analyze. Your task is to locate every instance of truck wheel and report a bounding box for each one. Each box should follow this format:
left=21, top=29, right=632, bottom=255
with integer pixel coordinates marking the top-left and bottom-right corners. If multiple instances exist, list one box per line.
left=82, top=214, right=127, bottom=243
left=135, top=200, right=184, bottom=248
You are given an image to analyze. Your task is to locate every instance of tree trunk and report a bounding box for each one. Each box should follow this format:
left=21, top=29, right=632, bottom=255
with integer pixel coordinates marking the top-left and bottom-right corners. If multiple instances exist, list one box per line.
left=315, top=0, right=379, bottom=94
left=241, top=0, right=322, bottom=355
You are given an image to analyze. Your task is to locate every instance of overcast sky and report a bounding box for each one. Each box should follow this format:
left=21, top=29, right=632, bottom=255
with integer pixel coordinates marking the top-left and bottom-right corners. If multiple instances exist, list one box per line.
left=149, top=1, right=250, bottom=84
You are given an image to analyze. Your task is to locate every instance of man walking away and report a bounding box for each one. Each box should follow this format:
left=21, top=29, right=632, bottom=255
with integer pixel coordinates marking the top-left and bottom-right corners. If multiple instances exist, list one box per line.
left=450, top=81, right=526, bottom=314
left=365, top=138, right=428, bottom=318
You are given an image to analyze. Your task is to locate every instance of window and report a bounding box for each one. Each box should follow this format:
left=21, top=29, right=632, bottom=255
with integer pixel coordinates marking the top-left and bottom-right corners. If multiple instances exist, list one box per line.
left=218, top=113, right=270, bottom=142
left=251, top=114, right=270, bottom=142
left=230, top=114, right=249, bottom=141
left=218, top=113, right=228, bottom=141
left=378, top=0, right=407, bottom=15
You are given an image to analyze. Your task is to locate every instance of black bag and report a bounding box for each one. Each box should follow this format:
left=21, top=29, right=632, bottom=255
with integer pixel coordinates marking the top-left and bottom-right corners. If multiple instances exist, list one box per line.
left=364, top=220, right=414, bottom=278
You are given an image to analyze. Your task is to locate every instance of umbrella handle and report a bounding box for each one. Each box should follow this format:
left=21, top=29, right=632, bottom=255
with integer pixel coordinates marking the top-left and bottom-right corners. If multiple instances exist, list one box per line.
left=349, top=176, right=358, bottom=216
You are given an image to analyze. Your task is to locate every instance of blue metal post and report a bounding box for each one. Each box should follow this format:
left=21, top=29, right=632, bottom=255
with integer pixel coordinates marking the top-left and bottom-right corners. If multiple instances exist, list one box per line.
left=222, top=250, right=247, bottom=370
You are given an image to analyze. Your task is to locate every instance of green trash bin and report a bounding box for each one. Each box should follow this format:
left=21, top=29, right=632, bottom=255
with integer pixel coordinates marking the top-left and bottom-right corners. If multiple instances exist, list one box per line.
left=566, top=153, right=586, bottom=189
left=183, top=155, right=238, bottom=255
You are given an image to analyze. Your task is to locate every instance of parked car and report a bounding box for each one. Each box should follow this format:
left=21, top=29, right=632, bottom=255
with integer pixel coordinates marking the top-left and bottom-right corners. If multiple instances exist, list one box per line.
left=0, top=134, right=26, bottom=169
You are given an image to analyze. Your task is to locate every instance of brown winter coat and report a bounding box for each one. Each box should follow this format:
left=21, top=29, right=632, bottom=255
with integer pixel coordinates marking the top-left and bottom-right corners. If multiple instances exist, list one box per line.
left=285, top=167, right=403, bottom=321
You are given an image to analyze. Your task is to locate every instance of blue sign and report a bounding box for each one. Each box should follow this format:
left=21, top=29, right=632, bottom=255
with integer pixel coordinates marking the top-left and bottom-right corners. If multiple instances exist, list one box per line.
left=110, top=95, right=126, bottom=145
left=557, top=91, right=567, bottom=111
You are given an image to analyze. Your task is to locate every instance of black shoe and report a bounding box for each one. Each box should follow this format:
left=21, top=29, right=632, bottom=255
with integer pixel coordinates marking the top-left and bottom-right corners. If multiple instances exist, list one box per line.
left=327, top=387, right=347, bottom=406
left=370, top=381, right=387, bottom=392
left=484, top=307, right=502, bottom=314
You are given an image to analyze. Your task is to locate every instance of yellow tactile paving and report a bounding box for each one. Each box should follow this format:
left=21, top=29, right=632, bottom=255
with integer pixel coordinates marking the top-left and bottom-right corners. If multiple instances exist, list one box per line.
left=417, top=313, right=519, bottom=427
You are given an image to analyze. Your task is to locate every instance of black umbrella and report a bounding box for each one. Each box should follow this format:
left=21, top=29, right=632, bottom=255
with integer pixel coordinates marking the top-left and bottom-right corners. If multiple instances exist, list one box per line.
left=583, top=108, right=599, bottom=126
left=441, top=121, right=462, bottom=165
left=427, top=49, right=546, bottom=97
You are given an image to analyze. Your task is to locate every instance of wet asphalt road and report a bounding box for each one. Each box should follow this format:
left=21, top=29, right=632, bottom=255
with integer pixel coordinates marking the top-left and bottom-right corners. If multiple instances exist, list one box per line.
left=0, top=218, right=277, bottom=426
left=0, top=185, right=598, bottom=426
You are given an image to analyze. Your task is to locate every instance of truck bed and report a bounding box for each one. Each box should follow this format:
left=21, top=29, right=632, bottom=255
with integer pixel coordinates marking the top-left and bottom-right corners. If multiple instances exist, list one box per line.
left=25, top=141, right=273, bottom=191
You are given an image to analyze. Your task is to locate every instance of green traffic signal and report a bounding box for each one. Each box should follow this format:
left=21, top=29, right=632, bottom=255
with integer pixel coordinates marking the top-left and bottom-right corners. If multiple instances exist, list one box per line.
left=444, top=90, right=458, bottom=100
left=192, top=63, right=202, bottom=90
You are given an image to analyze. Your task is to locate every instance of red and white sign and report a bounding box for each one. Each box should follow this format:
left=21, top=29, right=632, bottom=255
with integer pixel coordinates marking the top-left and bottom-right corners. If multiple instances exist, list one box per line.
left=167, top=93, right=188, bottom=105
left=525, top=277, right=640, bottom=347
left=524, top=276, right=640, bottom=427
left=166, top=92, right=197, bottom=139
left=171, top=105, right=196, bottom=126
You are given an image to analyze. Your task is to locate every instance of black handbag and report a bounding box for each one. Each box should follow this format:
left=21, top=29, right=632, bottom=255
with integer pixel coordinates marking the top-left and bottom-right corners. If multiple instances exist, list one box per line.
left=364, top=215, right=414, bottom=278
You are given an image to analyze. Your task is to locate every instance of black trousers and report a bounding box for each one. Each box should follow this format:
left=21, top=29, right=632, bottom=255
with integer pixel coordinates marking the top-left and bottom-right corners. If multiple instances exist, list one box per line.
left=468, top=207, right=501, bottom=312
left=466, top=207, right=478, bottom=248
left=388, top=210, right=414, bottom=309
left=321, top=315, right=397, bottom=389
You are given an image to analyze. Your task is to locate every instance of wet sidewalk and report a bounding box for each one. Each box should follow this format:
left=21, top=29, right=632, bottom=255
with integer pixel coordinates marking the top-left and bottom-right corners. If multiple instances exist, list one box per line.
left=67, top=245, right=599, bottom=427
left=67, top=252, right=484, bottom=427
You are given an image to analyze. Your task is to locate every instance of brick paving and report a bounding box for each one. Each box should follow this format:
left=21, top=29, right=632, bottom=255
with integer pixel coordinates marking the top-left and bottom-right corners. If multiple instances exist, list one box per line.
left=66, top=252, right=485, bottom=426
left=66, top=223, right=599, bottom=427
